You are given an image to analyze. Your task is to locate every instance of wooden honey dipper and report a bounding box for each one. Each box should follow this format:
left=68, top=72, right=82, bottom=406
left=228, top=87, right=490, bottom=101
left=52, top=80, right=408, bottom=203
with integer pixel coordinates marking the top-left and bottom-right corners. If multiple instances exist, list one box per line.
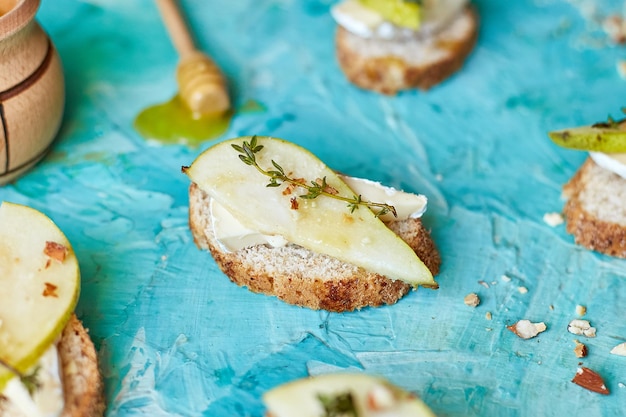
left=155, top=0, right=230, bottom=117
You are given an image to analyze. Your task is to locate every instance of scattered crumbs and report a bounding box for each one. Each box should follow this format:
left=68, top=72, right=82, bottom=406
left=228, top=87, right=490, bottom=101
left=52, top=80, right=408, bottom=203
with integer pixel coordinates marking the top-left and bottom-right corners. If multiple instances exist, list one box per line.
left=501, top=274, right=511, bottom=283
left=574, top=340, right=588, bottom=358
left=543, top=212, right=564, bottom=227
left=617, top=60, right=626, bottom=80
left=486, top=328, right=493, bottom=332
left=568, top=319, right=597, bottom=338
left=507, top=320, right=547, bottom=339
left=619, top=382, right=625, bottom=389
left=485, top=312, right=492, bottom=320
left=161, top=255, right=167, bottom=261
left=42, top=282, right=59, bottom=298
left=44, top=241, right=68, bottom=263
left=575, top=304, right=587, bottom=316
left=517, top=286, right=528, bottom=294
left=478, top=280, right=489, bottom=289
left=435, top=174, right=443, bottom=181
left=610, top=342, right=626, bottom=356
left=464, top=293, right=481, bottom=308
left=549, top=305, right=555, bottom=311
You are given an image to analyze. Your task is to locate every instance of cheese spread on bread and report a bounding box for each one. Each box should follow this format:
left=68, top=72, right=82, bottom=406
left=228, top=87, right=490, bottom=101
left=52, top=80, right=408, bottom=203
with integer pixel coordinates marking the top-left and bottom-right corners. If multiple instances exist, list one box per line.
left=210, top=175, right=427, bottom=252
left=331, top=0, right=468, bottom=39
left=589, top=152, right=626, bottom=180
left=1, top=343, right=64, bottom=417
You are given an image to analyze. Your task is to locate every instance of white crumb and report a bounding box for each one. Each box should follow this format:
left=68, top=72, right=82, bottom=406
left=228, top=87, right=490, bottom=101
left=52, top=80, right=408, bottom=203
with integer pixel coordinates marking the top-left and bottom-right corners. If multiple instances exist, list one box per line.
left=543, top=212, right=564, bottom=227
left=611, top=342, right=626, bottom=356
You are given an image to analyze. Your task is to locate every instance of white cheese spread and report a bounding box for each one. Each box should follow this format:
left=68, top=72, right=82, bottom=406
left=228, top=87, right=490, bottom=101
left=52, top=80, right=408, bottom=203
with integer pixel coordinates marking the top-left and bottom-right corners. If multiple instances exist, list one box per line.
left=210, top=175, right=428, bottom=252
left=1, top=343, right=64, bottom=417
left=589, top=152, right=626, bottom=180
left=331, top=0, right=468, bottom=39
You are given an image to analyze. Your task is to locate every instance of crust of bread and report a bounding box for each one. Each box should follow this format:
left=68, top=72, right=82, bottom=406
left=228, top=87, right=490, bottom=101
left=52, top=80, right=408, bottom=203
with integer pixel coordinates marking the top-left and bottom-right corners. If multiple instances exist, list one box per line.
left=0, top=314, right=105, bottom=417
left=58, top=314, right=105, bottom=417
left=335, top=5, right=478, bottom=94
left=562, top=158, right=626, bottom=258
left=189, top=183, right=441, bottom=312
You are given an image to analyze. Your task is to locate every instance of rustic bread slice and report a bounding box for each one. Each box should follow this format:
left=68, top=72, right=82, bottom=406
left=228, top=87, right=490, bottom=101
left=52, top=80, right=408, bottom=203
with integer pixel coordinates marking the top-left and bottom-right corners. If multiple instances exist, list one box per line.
left=0, top=314, right=105, bottom=417
left=335, top=5, right=478, bottom=94
left=189, top=183, right=441, bottom=312
left=562, top=157, right=626, bottom=258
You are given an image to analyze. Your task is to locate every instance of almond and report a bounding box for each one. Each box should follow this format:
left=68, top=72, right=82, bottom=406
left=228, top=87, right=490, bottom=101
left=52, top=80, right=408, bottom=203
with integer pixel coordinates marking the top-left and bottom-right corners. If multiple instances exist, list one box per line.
left=572, top=367, right=610, bottom=395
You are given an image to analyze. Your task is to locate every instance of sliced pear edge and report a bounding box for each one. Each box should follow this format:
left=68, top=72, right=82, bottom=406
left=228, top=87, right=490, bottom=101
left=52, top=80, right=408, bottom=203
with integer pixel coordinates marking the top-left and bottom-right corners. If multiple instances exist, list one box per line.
left=0, top=202, right=80, bottom=391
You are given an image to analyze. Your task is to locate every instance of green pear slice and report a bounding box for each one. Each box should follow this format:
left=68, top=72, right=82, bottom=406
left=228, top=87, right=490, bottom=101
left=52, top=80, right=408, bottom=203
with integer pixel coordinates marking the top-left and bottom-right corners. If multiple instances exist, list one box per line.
left=184, top=136, right=436, bottom=288
left=548, top=120, right=626, bottom=152
left=263, top=373, right=436, bottom=417
left=0, top=202, right=80, bottom=390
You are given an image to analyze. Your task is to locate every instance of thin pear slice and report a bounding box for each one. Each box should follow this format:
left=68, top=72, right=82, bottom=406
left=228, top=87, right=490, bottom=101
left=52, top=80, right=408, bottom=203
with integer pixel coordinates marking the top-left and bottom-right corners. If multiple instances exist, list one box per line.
left=548, top=120, right=626, bottom=152
left=184, top=136, right=436, bottom=288
left=263, top=373, right=436, bottom=417
left=0, top=202, right=80, bottom=390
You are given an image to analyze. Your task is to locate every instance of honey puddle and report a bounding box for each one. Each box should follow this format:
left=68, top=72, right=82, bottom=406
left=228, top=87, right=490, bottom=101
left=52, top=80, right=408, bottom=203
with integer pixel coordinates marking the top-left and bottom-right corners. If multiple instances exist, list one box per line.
left=134, top=95, right=232, bottom=146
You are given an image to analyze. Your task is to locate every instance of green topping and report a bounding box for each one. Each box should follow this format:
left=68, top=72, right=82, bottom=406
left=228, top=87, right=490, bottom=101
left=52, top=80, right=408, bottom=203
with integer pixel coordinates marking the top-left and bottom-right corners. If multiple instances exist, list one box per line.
left=232, top=136, right=397, bottom=218
left=317, top=391, right=359, bottom=417
left=0, top=358, right=41, bottom=397
left=358, top=0, right=422, bottom=30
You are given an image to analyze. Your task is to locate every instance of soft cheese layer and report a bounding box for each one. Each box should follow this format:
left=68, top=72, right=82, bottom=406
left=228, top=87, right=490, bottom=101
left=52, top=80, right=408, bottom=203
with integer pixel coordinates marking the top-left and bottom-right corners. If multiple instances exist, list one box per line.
left=589, top=152, right=626, bottom=180
left=210, top=175, right=427, bottom=253
left=2, top=343, right=64, bottom=417
left=331, top=0, right=468, bottom=39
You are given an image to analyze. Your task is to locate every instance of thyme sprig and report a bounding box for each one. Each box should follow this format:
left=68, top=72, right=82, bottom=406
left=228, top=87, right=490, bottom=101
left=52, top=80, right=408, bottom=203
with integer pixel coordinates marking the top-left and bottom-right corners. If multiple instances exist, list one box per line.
left=232, top=136, right=397, bottom=218
left=317, top=392, right=359, bottom=417
left=0, top=357, right=41, bottom=396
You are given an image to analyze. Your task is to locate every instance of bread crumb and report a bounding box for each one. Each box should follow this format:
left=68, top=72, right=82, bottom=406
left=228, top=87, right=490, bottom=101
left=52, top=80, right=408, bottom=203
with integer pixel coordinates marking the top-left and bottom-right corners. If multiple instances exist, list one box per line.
left=478, top=280, right=489, bottom=288
left=464, top=293, right=480, bottom=307
left=619, top=382, right=626, bottom=389
left=543, top=212, right=564, bottom=227
left=501, top=275, right=511, bottom=282
left=567, top=319, right=596, bottom=338
left=517, top=286, right=528, bottom=294
left=611, top=342, right=626, bottom=356
left=575, top=304, right=586, bottom=316
left=485, top=312, right=492, bottom=320
left=574, top=340, right=588, bottom=358
left=507, top=320, right=547, bottom=339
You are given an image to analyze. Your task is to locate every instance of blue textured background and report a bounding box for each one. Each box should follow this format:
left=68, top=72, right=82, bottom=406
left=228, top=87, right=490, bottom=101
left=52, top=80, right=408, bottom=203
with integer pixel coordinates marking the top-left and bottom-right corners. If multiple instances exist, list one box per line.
left=3, top=0, right=626, bottom=415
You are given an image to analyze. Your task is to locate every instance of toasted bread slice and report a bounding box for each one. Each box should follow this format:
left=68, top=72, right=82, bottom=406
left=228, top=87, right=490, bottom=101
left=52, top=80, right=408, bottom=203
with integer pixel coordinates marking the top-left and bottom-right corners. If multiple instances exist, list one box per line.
left=335, top=5, right=478, bottom=94
left=562, top=157, right=626, bottom=258
left=0, top=314, right=105, bottom=417
left=189, top=183, right=441, bottom=312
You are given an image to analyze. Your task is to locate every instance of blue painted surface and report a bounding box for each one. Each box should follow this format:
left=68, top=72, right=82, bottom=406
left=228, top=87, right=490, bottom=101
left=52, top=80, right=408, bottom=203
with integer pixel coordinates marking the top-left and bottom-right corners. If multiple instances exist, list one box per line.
left=4, top=0, right=626, bottom=415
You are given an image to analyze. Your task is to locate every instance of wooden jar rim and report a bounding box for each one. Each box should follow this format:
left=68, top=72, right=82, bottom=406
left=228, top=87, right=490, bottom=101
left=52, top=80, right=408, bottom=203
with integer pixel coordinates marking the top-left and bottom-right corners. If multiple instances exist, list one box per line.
left=0, top=0, right=40, bottom=40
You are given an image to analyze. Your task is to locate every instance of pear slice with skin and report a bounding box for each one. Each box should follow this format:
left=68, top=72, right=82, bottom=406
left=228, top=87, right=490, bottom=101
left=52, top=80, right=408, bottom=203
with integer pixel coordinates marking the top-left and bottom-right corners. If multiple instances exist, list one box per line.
left=184, top=136, right=436, bottom=288
left=0, top=202, right=80, bottom=391
left=548, top=119, right=626, bottom=152
left=263, top=373, right=436, bottom=417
